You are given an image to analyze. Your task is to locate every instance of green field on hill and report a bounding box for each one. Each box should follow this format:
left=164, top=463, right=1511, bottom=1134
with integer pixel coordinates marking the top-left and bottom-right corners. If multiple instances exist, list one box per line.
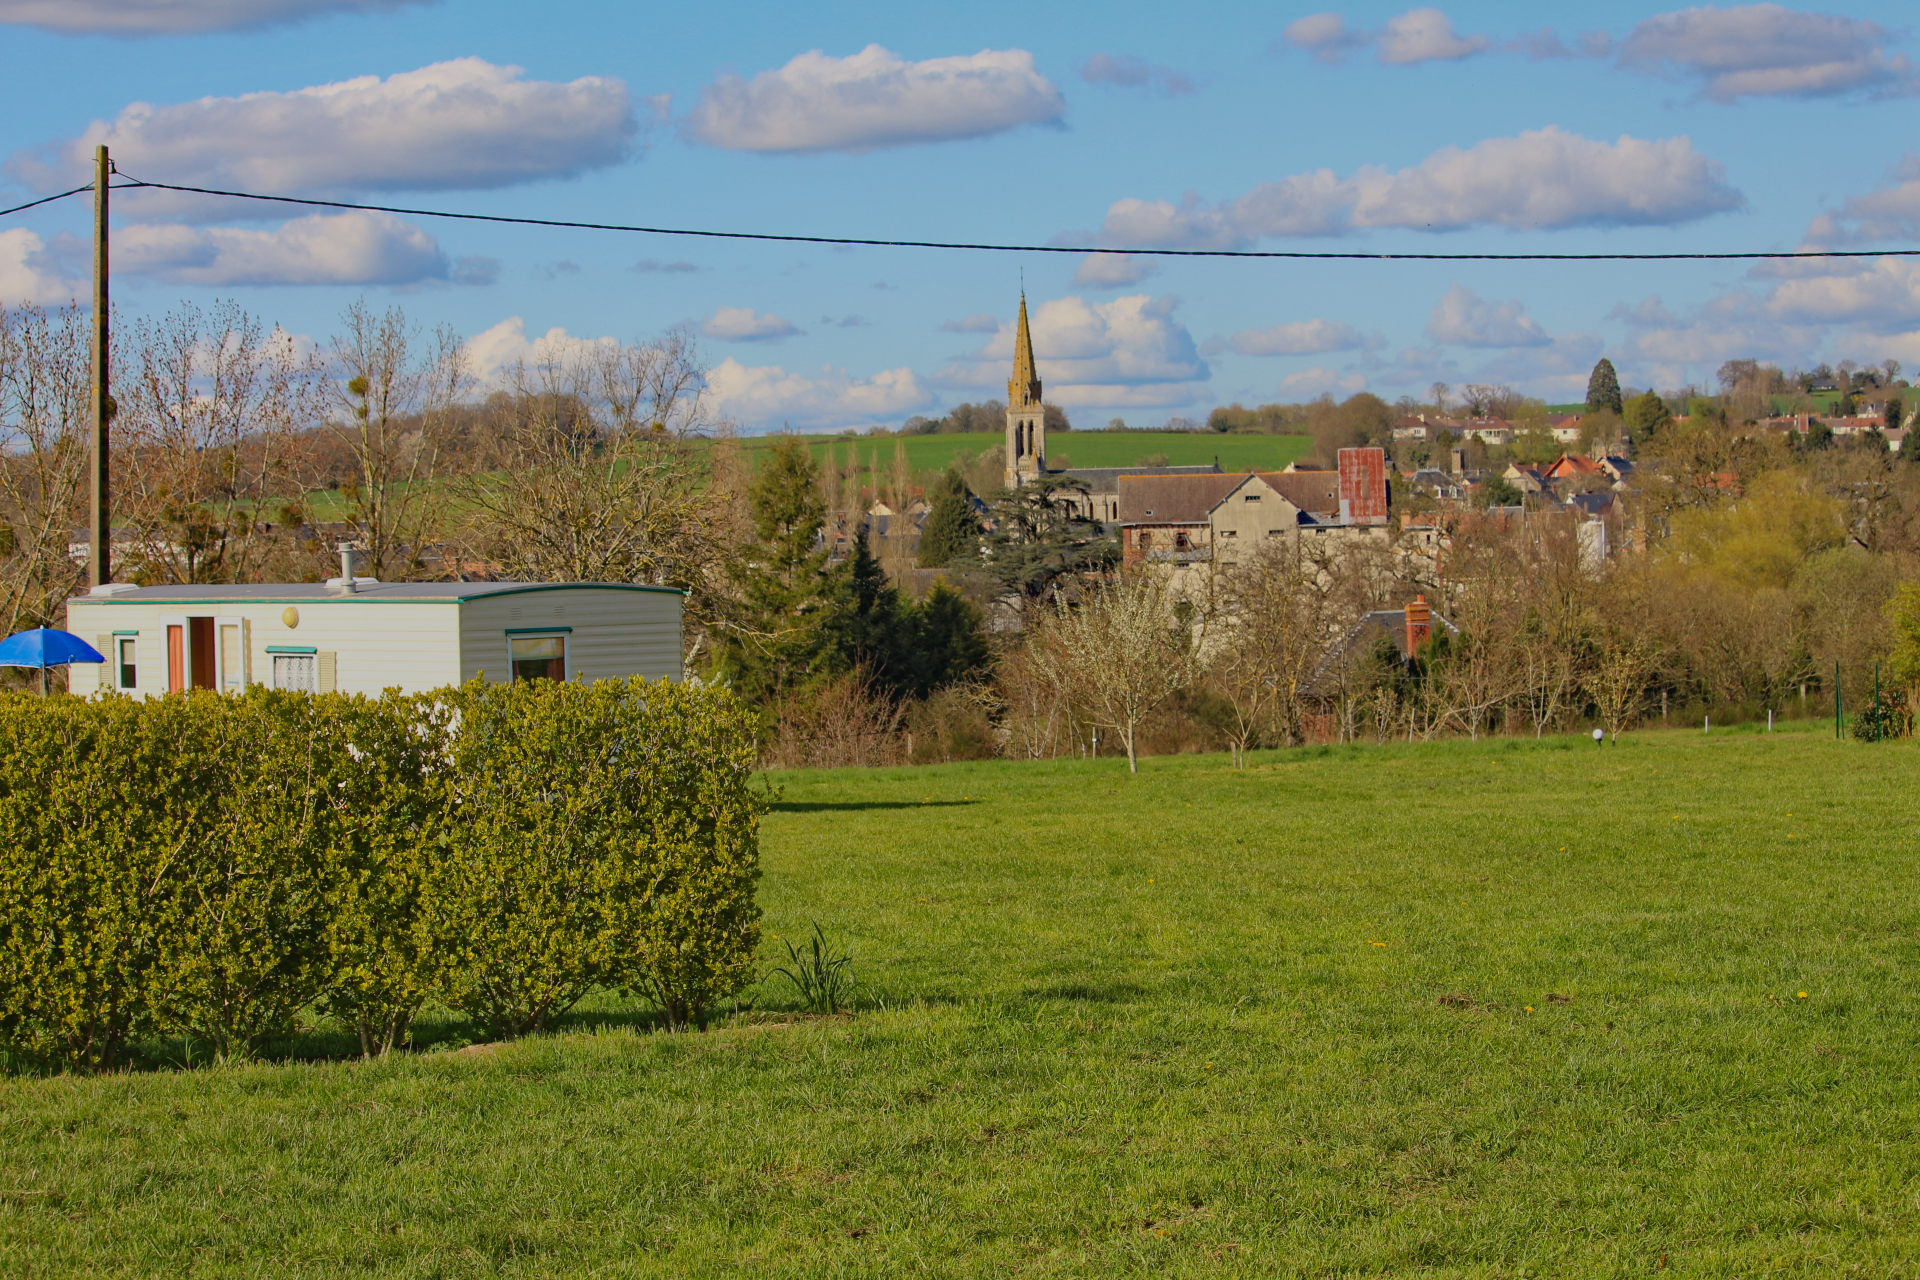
left=734, top=430, right=1315, bottom=479
left=7, top=724, right=1918, bottom=1276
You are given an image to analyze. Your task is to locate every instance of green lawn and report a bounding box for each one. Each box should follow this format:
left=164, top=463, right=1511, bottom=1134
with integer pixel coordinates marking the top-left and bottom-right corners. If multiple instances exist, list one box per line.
left=7, top=725, right=1920, bottom=1276
left=736, top=429, right=1315, bottom=477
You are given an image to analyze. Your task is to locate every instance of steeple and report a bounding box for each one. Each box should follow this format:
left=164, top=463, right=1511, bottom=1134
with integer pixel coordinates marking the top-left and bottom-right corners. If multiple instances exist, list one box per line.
left=1008, top=292, right=1042, bottom=409
left=1004, top=292, right=1046, bottom=487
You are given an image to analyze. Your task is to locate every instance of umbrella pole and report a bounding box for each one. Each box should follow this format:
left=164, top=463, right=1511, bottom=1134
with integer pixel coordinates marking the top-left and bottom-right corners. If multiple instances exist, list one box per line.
left=40, top=666, right=48, bottom=698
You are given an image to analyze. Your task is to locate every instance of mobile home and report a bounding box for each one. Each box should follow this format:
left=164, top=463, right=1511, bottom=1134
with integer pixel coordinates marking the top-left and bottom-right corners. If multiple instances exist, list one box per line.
left=65, top=581, right=683, bottom=698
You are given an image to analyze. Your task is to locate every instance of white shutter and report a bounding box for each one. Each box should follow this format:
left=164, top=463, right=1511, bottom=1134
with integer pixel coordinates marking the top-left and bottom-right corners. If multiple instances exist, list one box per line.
left=317, top=651, right=337, bottom=693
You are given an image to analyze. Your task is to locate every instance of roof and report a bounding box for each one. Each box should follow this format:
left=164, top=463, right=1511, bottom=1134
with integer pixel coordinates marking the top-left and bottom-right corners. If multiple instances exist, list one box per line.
left=1057, top=464, right=1219, bottom=494
left=68, top=581, right=684, bottom=606
left=1257, top=470, right=1341, bottom=515
left=1117, top=472, right=1245, bottom=524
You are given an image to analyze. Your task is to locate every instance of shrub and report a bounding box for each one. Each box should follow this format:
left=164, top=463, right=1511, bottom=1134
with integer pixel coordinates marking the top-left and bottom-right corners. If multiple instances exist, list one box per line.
left=432, top=677, right=764, bottom=1036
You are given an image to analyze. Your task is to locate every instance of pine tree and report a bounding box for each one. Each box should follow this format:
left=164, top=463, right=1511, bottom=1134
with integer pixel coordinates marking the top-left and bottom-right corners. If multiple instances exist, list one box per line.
left=716, top=437, right=834, bottom=702
left=916, top=468, right=977, bottom=568
left=1586, top=358, right=1623, bottom=416
left=1624, top=389, right=1671, bottom=445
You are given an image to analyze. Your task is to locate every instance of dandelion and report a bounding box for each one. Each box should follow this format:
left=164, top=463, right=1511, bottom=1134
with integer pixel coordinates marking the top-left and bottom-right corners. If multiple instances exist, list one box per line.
left=1798, top=991, right=1809, bottom=999
left=1369, top=941, right=1386, bottom=947
left=1525, top=1005, right=1534, bottom=1012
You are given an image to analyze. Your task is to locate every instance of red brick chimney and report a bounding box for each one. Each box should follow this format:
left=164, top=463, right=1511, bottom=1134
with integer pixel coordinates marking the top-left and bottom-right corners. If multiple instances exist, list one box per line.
left=1406, top=594, right=1432, bottom=653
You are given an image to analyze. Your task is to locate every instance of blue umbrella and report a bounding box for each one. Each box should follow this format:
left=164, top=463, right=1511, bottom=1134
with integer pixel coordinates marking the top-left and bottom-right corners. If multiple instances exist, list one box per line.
left=0, top=628, right=105, bottom=696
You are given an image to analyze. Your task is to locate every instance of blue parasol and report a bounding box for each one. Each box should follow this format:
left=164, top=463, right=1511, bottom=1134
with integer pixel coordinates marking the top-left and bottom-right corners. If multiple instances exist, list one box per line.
left=0, top=628, right=106, bottom=668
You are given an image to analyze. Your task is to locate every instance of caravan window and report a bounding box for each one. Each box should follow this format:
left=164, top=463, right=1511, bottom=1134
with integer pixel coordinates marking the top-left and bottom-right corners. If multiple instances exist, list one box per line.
left=510, top=635, right=566, bottom=683
left=117, top=638, right=136, bottom=691
left=273, top=654, right=318, bottom=692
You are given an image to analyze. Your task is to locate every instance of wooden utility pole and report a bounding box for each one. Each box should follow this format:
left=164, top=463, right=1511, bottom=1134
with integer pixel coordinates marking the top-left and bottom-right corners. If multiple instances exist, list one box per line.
left=87, top=144, right=111, bottom=589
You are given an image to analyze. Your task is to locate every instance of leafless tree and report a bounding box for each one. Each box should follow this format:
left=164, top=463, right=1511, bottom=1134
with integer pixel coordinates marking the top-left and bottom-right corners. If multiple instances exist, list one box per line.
left=0, top=304, right=89, bottom=633
left=1030, top=571, right=1201, bottom=773
left=1205, top=541, right=1335, bottom=763
left=1587, top=638, right=1656, bottom=741
left=329, top=302, right=466, bottom=580
left=115, top=301, right=321, bottom=584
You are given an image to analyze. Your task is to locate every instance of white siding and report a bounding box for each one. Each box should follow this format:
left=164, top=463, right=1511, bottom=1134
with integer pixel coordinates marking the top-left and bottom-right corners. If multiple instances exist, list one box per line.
left=65, top=598, right=466, bottom=698
left=458, top=588, right=683, bottom=685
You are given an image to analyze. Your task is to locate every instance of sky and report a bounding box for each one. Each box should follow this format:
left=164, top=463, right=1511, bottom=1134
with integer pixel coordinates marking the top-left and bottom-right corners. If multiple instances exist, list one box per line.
left=1, top=0, right=1918, bottom=430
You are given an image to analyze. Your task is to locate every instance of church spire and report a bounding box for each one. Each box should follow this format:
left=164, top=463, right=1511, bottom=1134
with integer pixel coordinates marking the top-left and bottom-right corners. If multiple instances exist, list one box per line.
left=1008, top=292, right=1042, bottom=409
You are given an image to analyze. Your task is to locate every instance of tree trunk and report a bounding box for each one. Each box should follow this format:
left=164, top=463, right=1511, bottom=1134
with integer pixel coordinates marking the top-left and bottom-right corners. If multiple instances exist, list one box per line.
left=1124, top=717, right=1139, bottom=773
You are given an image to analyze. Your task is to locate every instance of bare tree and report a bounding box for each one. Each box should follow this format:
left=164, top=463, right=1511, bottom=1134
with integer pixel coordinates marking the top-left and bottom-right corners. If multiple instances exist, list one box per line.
left=115, top=301, right=321, bottom=584
left=1587, top=638, right=1656, bottom=742
left=455, top=331, right=728, bottom=581
left=0, top=304, right=88, bottom=633
left=329, top=302, right=466, bottom=580
left=1205, top=541, right=1335, bottom=764
left=1030, top=571, right=1201, bottom=772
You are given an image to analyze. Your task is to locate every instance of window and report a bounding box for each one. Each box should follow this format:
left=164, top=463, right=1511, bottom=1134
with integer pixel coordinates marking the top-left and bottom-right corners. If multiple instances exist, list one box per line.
left=117, top=638, right=136, bottom=691
left=1222, top=529, right=1238, bottom=538
left=1244, top=494, right=1260, bottom=502
left=273, top=654, right=317, bottom=692
left=510, top=635, right=566, bottom=683
left=1174, top=532, right=1192, bottom=550
left=1137, top=530, right=1153, bottom=549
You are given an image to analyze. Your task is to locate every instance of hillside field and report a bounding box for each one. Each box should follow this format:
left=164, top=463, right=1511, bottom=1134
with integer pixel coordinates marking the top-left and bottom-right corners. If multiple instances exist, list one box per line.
left=6, top=724, right=1920, bottom=1276
left=732, top=429, right=1316, bottom=478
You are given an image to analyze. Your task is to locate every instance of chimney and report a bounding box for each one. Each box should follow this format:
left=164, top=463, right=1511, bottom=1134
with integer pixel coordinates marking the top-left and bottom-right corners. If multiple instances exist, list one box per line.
left=337, top=542, right=357, bottom=594
left=1406, top=594, right=1432, bottom=653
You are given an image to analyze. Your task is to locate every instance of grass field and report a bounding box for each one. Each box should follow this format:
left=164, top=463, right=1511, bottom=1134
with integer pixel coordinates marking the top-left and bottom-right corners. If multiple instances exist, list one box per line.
left=732, top=429, right=1316, bottom=478
left=6, top=724, right=1920, bottom=1276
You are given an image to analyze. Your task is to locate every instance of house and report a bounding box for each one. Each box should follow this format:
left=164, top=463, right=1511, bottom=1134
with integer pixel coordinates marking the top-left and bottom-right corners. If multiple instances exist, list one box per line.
left=1116, top=448, right=1391, bottom=571
left=1546, top=413, right=1585, bottom=444
left=1053, top=464, right=1220, bottom=524
left=1301, top=594, right=1461, bottom=705
left=1503, top=464, right=1551, bottom=495
left=1599, top=456, right=1635, bottom=483
left=65, top=579, right=683, bottom=699
left=1407, top=468, right=1464, bottom=502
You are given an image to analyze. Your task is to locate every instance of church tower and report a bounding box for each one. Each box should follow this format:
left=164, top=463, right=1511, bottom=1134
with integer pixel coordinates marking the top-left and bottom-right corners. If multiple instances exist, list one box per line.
left=1005, top=293, right=1045, bottom=488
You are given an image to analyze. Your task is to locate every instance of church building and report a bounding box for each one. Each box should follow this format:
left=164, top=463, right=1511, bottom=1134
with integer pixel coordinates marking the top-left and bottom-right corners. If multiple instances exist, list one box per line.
left=1000, top=292, right=1219, bottom=519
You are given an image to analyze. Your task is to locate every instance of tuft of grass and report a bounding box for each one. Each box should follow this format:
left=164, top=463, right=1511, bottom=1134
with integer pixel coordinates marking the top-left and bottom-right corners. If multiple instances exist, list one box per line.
left=771, top=921, right=854, bottom=1014
left=4, top=726, right=1920, bottom=1275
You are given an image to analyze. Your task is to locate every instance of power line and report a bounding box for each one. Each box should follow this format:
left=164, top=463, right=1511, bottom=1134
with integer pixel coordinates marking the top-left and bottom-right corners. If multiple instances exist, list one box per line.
left=6, top=173, right=1917, bottom=263
left=0, top=184, right=94, bottom=219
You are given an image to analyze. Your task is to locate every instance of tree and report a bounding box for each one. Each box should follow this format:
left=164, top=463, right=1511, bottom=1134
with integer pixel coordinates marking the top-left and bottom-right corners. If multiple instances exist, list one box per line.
left=1586, top=358, right=1623, bottom=417
left=116, top=301, right=321, bottom=585
left=0, top=304, right=89, bottom=636
left=1476, top=474, right=1525, bottom=508
left=453, top=329, right=730, bottom=596
left=1587, top=638, right=1655, bottom=741
left=1624, top=389, right=1672, bottom=445
left=1205, top=542, right=1334, bottom=763
left=1030, top=572, right=1201, bottom=773
left=714, top=436, right=833, bottom=702
left=916, top=468, right=977, bottom=567
left=962, top=476, right=1118, bottom=611
left=329, top=302, right=467, bottom=580
left=900, top=582, right=990, bottom=698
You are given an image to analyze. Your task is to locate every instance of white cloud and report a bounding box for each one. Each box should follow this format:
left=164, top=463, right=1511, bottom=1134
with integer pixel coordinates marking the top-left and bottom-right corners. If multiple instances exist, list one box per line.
left=1761, top=257, right=1920, bottom=328
left=9, top=58, right=635, bottom=201
left=1072, top=252, right=1158, bottom=289
left=1425, top=283, right=1551, bottom=347
left=1619, top=4, right=1918, bottom=102
left=1080, top=53, right=1194, bottom=95
left=0, top=228, right=82, bottom=304
left=105, top=210, right=449, bottom=286
left=1281, top=13, right=1370, bottom=64
left=1378, top=8, right=1490, bottom=65
left=1807, top=155, right=1920, bottom=245
left=700, top=306, right=803, bottom=343
left=1280, top=366, right=1368, bottom=398
left=936, top=293, right=1209, bottom=407
left=1227, top=318, right=1367, bottom=356
left=1091, top=127, right=1742, bottom=248
left=0, top=0, right=427, bottom=35
left=685, top=45, right=1064, bottom=154
left=705, top=358, right=931, bottom=430
left=940, top=313, right=1001, bottom=334
left=466, top=316, right=620, bottom=385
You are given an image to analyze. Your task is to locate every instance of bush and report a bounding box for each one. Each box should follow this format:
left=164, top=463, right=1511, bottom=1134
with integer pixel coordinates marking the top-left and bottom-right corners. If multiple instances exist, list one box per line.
left=0, top=677, right=765, bottom=1069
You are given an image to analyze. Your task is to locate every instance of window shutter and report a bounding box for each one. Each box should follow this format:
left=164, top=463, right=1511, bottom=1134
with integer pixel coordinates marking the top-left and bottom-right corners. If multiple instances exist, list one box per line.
left=317, top=651, right=337, bottom=693
left=96, top=636, right=112, bottom=692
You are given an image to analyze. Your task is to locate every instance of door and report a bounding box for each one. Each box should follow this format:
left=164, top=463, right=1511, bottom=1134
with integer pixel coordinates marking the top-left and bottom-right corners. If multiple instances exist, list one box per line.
left=215, top=617, right=249, bottom=692
left=188, top=617, right=216, bottom=689
left=166, top=623, right=185, bottom=693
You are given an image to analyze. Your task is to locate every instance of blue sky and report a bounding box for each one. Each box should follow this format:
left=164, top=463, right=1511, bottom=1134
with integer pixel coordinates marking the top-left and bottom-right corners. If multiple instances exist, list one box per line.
left=2, top=0, right=1918, bottom=428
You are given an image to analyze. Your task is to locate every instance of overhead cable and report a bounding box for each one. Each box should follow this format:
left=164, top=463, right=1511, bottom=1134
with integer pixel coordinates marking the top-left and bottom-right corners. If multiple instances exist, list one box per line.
left=4, top=174, right=1916, bottom=263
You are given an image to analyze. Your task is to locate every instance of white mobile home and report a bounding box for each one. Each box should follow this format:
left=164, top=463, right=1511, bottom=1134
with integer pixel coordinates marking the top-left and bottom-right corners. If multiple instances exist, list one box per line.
left=65, top=581, right=683, bottom=698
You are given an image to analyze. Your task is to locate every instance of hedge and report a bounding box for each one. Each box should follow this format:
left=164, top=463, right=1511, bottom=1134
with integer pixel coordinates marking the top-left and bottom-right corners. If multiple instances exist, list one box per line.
left=0, top=678, right=764, bottom=1072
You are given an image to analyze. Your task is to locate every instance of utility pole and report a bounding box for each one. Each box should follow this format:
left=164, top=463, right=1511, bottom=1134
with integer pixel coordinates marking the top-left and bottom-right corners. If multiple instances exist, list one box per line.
left=87, top=144, right=112, bottom=589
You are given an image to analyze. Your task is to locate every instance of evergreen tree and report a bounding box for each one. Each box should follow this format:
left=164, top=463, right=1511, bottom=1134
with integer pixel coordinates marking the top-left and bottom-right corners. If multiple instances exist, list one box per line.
left=1586, top=358, right=1623, bottom=417
left=960, top=476, right=1119, bottom=610
left=1624, top=389, right=1672, bottom=446
left=916, top=468, right=977, bottom=568
left=901, top=582, right=990, bottom=698
left=819, top=528, right=907, bottom=689
left=716, top=437, right=834, bottom=702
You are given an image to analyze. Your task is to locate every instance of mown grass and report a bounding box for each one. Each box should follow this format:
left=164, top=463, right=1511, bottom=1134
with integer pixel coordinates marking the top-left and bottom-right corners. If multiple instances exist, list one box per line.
left=5, top=724, right=1920, bottom=1276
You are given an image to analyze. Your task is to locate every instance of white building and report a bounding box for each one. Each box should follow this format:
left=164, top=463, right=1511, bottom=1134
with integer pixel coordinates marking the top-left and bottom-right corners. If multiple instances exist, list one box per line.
left=65, top=581, right=683, bottom=698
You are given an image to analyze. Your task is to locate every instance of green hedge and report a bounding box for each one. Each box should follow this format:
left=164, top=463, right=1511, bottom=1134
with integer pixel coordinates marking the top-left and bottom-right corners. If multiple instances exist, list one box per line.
left=0, top=678, right=763, bottom=1071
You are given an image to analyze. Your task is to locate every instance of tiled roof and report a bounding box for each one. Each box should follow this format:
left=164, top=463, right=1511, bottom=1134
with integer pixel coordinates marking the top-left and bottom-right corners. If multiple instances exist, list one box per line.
left=1117, top=473, right=1246, bottom=524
